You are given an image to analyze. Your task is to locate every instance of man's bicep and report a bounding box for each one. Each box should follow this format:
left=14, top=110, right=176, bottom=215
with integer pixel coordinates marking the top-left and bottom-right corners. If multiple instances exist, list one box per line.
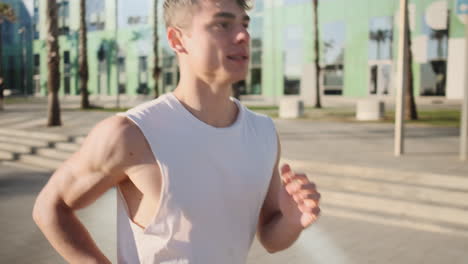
left=50, top=152, right=119, bottom=210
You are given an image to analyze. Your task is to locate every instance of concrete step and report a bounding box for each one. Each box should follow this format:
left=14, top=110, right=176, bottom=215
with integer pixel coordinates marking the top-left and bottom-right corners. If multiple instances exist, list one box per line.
left=10, top=117, right=48, bottom=129
left=18, top=154, right=62, bottom=170
left=0, top=142, right=33, bottom=154
left=284, top=159, right=468, bottom=192
left=36, top=148, right=73, bottom=161
left=55, top=142, right=80, bottom=152
left=0, top=135, right=51, bottom=148
left=321, top=190, right=468, bottom=235
left=314, top=174, right=468, bottom=210
left=284, top=159, right=468, bottom=234
left=74, top=136, right=86, bottom=145
left=1, top=160, right=52, bottom=173
left=0, top=115, right=37, bottom=127
left=0, top=128, right=70, bottom=142
left=323, top=205, right=468, bottom=237
left=0, top=150, right=16, bottom=160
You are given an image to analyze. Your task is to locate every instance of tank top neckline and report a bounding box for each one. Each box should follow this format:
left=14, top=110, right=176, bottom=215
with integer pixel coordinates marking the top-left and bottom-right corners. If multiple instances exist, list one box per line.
left=166, top=92, right=245, bottom=133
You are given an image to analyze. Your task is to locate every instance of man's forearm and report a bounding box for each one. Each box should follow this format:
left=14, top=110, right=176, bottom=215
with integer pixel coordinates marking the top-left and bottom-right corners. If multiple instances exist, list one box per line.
left=33, top=202, right=110, bottom=264
left=257, top=211, right=303, bottom=253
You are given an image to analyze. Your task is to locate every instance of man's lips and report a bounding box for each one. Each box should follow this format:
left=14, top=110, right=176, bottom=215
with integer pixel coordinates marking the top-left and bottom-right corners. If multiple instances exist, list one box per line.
left=227, top=55, right=249, bottom=61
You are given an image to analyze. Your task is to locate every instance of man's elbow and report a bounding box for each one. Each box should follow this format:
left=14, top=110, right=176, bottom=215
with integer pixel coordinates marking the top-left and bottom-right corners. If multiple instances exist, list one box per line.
left=32, top=194, right=49, bottom=228
left=32, top=191, right=65, bottom=229
left=259, top=240, right=291, bottom=254
left=264, top=245, right=281, bottom=254
left=258, top=234, right=288, bottom=254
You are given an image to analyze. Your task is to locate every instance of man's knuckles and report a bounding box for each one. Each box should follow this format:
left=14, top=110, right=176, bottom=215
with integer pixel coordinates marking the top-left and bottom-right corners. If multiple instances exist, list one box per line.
left=298, top=203, right=320, bottom=214
left=286, top=181, right=317, bottom=193
left=294, top=191, right=320, bottom=201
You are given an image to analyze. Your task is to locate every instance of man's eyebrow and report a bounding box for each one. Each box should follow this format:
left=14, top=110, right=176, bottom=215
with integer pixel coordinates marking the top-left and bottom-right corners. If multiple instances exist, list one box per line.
left=213, top=12, right=250, bottom=21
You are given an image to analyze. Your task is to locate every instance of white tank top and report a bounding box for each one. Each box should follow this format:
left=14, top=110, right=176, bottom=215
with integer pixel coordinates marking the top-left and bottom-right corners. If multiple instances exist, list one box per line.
left=116, top=93, right=278, bottom=264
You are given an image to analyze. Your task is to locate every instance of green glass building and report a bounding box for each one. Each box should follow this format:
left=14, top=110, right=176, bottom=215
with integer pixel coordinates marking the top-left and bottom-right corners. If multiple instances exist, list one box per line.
left=24, top=0, right=468, bottom=104
left=0, top=0, right=33, bottom=96
left=262, top=0, right=465, bottom=105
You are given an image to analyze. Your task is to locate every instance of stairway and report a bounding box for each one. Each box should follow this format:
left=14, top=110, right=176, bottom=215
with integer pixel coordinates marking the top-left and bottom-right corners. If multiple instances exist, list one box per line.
left=283, top=159, right=468, bottom=237
left=1, top=127, right=466, bottom=237
left=0, top=128, right=82, bottom=170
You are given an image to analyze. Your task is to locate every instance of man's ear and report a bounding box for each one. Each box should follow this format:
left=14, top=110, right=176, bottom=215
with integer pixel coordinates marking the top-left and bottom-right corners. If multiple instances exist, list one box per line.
left=167, top=27, right=187, bottom=54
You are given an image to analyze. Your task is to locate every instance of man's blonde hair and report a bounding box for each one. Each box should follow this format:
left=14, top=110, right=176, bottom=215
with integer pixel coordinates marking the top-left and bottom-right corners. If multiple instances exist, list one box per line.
left=163, top=0, right=252, bottom=29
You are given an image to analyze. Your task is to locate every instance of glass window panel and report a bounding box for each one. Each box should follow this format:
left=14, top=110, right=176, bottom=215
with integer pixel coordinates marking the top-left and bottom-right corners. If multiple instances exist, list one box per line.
left=252, top=0, right=264, bottom=12
left=252, top=50, right=262, bottom=65
left=250, top=68, right=262, bottom=95
left=369, top=16, right=393, bottom=61
left=87, top=0, right=106, bottom=31
left=250, top=16, right=263, bottom=51
left=2, top=21, right=14, bottom=44
left=139, top=56, right=148, bottom=72
left=118, top=0, right=151, bottom=28
left=250, top=16, right=263, bottom=40
left=322, top=21, right=345, bottom=65
left=283, top=25, right=303, bottom=95
left=422, top=16, right=448, bottom=60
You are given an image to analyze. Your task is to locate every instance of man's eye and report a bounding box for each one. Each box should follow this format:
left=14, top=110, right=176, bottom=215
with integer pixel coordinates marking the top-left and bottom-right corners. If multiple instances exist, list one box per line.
left=218, top=22, right=230, bottom=29
left=213, top=21, right=231, bottom=30
left=243, top=23, right=249, bottom=29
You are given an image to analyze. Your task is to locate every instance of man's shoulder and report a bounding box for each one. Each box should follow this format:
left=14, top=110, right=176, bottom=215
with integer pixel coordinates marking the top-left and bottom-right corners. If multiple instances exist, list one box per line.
left=242, top=105, right=276, bottom=130
left=125, top=94, right=172, bottom=116
left=84, top=115, right=149, bottom=160
left=94, top=115, right=141, bottom=140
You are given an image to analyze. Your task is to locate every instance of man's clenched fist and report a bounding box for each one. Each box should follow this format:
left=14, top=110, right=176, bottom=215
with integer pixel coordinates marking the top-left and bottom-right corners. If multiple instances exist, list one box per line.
left=279, top=164, right=321, bottom=229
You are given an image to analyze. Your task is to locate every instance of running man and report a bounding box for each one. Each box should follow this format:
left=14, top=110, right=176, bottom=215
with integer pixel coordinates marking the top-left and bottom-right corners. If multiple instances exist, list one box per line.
left=33, top=0, right=321, bottom=263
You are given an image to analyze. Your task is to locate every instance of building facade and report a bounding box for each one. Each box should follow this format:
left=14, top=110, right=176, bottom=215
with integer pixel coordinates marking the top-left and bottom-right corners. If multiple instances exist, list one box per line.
left=0, top=0, right=33, bottom=96
left=262, top=0, right=465, bottom=105
left=26, top=0, right=467, bottom=104
left=32, top=0, right=158, bottom=98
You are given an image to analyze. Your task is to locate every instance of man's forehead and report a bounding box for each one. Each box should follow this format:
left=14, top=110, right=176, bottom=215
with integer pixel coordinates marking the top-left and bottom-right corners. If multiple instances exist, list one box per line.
left=196, top=0, right=248, bottom=15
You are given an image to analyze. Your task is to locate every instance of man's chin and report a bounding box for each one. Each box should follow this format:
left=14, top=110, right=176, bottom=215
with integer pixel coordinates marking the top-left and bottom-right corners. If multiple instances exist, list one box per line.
left=227, top=71, right=248, bottom=84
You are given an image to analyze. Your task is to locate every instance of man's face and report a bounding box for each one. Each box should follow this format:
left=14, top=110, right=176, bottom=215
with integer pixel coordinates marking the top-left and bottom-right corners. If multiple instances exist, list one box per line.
left=177, top=0, right=250, bottom=85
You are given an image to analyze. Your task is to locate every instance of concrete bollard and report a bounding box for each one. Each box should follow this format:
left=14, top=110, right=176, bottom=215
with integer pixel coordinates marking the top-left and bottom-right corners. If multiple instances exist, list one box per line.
left=279, top=98, right=304, bottom=119
left=356, top=100, right=385, bottom=121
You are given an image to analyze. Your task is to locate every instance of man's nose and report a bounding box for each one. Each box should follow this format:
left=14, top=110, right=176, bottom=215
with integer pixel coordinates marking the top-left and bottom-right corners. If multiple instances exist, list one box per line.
left=234, top=26, right=250, bottom=44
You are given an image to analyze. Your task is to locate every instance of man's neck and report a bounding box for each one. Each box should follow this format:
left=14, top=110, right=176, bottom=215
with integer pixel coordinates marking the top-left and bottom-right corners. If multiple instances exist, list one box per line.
left=172, top=80, right=239, bottom=128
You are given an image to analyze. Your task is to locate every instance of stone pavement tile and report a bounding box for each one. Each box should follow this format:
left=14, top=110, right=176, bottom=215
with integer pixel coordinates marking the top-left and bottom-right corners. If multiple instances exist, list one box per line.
left=339, top=219, right=467, bottom=264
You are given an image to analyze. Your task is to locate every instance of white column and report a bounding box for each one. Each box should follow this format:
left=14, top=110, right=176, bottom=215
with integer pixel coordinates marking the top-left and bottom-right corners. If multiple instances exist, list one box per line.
left=395, top=0, right=409, bottom=156
left=460, top=15, right=468, bottom=160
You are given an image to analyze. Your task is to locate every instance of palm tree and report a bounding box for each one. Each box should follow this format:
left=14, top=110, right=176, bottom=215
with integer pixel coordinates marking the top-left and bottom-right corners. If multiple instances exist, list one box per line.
left=323, top=39, right=334, bottom=63
left=370, top=29, right=391, bottom=60
left=0, top=3, right=16, bottom=110
left=152, top=0, right=161, bottom=98
left=79, top=0, right=90, bottom=108
left=404, top=2, right=418, bottom=120
left=46, top=0, right=62, bottom=126
left=430, top=29, right=447, bottom=59
left=313, top=0, right=321, bottom=108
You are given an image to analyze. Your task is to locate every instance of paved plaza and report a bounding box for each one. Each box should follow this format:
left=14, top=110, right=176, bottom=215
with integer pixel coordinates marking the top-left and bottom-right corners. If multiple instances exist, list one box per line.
left=0, top=164, right=467, bottom=264
left=1, top=99, right=468, bottom=263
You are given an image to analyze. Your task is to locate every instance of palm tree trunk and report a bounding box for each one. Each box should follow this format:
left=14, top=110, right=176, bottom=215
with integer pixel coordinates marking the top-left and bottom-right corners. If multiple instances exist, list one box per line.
left=152, top=0, right=160, bottom=98
left=404, top=6, right=418, bottom=121
left=79, top=0, right=90, bottom=108
left=313, top=0, right=321, bottom=108
left=46, top=0, right=62, bottom=126
left=376, top=41, right=381, bottom=60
